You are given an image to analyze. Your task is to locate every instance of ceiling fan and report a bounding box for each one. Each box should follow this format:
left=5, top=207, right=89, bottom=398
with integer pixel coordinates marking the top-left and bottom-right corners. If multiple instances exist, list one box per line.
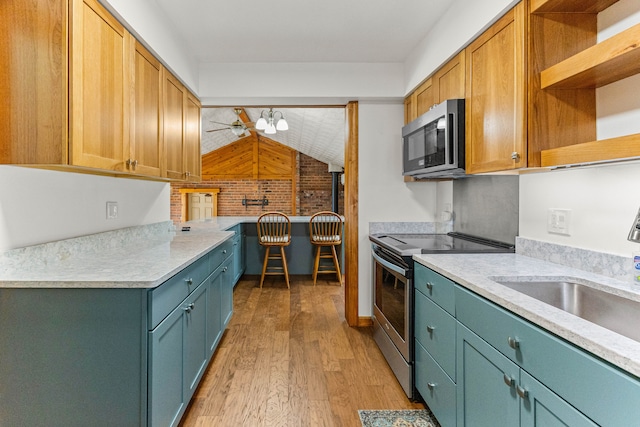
left=206, top=108, right=255, bottom=136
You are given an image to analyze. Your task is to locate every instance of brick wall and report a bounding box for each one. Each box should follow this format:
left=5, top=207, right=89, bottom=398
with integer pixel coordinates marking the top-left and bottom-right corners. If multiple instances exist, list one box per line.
left=171, top=153, right=343, bottom=223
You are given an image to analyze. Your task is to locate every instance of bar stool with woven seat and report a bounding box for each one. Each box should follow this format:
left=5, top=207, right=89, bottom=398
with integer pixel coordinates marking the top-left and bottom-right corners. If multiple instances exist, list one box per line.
left=309, top=211, right=343, bottom=285
left=257, top=212, right=291, bottom=288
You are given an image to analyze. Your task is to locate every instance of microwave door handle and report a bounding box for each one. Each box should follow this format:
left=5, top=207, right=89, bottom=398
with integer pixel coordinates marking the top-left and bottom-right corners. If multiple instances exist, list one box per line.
left=447, top=113, right=455, bottom=165
left=372, top=248, right=408, bottom=276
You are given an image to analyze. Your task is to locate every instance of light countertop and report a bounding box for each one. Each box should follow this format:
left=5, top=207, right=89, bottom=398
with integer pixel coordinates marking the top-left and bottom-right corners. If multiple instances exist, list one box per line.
left=0, top=216, right=312, bottom=289
left=413, top=253, right=640, bottom=378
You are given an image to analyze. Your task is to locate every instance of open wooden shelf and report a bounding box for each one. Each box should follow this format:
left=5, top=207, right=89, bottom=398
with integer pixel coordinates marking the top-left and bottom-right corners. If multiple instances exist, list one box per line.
left=531, top=0, right=619, bottom=14
left=541, top=22, right=640, bottom=89
left=541, top=133, right=640, bottom=167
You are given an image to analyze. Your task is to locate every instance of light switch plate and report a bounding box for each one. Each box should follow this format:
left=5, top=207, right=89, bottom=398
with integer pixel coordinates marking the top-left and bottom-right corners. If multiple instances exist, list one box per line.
left=547, top=208, right=570, bottom=235
left=106, top=201, right=118, bottom=220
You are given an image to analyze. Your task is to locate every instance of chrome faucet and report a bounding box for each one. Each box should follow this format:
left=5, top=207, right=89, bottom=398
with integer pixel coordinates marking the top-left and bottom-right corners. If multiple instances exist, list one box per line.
left=628, top=208, right=640, bottom=243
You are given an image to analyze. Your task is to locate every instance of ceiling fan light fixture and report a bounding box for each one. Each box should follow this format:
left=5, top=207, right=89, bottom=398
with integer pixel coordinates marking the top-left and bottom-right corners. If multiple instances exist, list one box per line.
left=276, top=117, right=289, bottom=131
left=231, top=126, right=245, bottom=136
left=255, top=115, right=268, bottom=130
left=264, top=122, right=277, bottom=134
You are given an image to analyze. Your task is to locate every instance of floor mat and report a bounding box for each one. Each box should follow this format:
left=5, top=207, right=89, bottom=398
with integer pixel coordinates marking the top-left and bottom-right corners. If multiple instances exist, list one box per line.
left=358, top=409, right=440, bottom=427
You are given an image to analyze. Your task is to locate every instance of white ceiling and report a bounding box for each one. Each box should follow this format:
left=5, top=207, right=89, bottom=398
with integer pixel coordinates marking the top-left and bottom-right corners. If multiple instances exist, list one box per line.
left=154, top=0, right=453, bottom=63
left=153, top=0, right=453, bottom=167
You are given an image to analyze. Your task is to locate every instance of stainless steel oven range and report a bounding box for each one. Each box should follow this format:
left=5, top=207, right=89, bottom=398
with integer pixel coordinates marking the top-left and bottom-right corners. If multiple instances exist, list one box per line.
left=369, top=232, right=515, bottom=399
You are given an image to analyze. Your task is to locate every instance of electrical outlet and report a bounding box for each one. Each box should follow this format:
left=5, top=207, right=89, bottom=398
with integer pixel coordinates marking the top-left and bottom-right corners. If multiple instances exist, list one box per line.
left=106, top=201, right=118, bottom=220
left=547, top=208, right=571, bottom=235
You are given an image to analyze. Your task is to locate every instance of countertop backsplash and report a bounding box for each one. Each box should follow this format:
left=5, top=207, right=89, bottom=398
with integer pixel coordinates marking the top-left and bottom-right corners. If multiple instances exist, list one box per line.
left=369, top=221, right=452, bottom=235
left=516, top=236, right=632, bottom=282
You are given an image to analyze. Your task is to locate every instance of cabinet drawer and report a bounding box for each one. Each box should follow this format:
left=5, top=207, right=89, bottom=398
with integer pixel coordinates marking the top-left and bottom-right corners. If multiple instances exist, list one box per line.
left=209, top=238, right=233, bottom=271
left=149, top=254, right=210, bottom=329
left=414, top=263, right=455, bottom=315
left=415, top=341, right=456, bottom=427
left=456, top=285, right=640, bottom=427
left=415, top=290, right=456, bottom=380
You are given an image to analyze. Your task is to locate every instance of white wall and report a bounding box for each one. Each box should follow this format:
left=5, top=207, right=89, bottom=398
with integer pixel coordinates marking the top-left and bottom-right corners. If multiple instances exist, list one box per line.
left=99, top=0, right=199, bottom=92
left=518, top=0, right=640, bottom=257
left=357, top=102, right=445, bottom=316
left=198, top=62, right=405, bottom=106
left=0, top=167, right=169, bottom=251
left=403, top=0, right=519, bottom=94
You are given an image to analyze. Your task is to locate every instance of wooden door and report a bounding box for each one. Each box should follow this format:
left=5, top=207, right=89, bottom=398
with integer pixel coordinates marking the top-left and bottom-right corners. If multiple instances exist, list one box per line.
left=70, top=0, right=131, bottom=170
left=164, top=72, right=186, bottom=180
left=130, top=40, right=163, bottom=177
left=188, top=193, right=214, bottom=220
left=184, top=92, right=202, bottom=182
left=465, top=2, right=526, bottom=174
left=435, top=50, right=466, bottom=103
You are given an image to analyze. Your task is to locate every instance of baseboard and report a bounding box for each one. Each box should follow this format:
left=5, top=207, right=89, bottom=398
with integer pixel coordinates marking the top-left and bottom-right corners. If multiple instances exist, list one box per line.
left=358, top=317, right=373, bottom=327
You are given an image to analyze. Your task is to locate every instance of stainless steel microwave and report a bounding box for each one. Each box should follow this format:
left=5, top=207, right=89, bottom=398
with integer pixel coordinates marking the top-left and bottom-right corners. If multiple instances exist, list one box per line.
left=402, top=98, right=465, bottom=179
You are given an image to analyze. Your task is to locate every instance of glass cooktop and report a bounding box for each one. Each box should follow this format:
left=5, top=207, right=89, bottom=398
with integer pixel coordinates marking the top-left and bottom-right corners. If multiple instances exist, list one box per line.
left=370, top=232, right=515, bottom=257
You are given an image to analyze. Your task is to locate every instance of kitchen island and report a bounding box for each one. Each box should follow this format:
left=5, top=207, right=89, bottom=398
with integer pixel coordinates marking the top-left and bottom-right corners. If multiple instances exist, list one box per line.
left=0, top=215, right=333, bottom=427
left=413, top=252, right=640, bottom=427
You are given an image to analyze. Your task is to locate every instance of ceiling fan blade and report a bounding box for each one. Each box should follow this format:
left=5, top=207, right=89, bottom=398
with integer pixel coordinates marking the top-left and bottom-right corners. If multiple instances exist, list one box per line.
left=206, top=128, right=231, bottom=133
left=209, top=120, right=232, bottom=126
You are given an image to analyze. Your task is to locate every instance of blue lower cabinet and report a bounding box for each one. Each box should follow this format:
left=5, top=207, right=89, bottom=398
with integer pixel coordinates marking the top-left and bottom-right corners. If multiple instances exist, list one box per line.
left=457, top=323, right=520, bottom=427
left=149, top=298, right=188, bottom=427
left=206, top=269, right=222, bottom=353
left=183, top=284, right=208, bottom=399
left=520, top=371, right=597, bottom=427
left=415, top=341, right=456, bottom=427
left=220, top=257, right=234, bottom=328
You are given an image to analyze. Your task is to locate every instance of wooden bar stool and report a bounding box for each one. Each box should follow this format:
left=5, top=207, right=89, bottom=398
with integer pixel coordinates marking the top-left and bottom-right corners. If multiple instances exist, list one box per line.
left=309, top=211, right=343, bottom=285
left=257, top=212, right=291, bottom=288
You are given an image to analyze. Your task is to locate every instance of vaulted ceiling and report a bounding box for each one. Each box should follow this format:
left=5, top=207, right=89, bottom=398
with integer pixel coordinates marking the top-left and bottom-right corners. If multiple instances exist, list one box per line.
left=201, top=107, right=346, bottom=167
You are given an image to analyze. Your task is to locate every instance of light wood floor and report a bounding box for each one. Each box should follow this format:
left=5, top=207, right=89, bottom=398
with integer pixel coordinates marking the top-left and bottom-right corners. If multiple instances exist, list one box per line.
left=179, top=275, right=424, bottom=427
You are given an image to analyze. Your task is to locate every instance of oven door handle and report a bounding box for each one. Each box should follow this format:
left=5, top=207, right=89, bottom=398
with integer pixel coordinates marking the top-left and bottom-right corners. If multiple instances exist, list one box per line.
left=372, top=248, right=409, bottom=276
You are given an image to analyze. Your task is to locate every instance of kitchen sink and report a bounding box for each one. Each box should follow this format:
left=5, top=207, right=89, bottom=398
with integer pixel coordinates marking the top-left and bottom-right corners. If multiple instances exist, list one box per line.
left=494, top=279, right=640, bottom=343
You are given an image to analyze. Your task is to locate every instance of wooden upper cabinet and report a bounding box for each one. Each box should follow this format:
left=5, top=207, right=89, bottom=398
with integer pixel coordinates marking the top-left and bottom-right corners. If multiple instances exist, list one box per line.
left=0, top=0, right=68, bottom=165
left=184, top=92, right=202, bottom=182
left=70, top=0, right=131, bottom=171
left=435, top=50, right=465, bottom=102
left=404, top=97, right=415, bottom=125
left=414, top=78, right=436, bottom=118
left=465, top=2, right=527, bottom=174
left=130, top=41, right=164, bottom=177
left=164, top=72, right=186, bottom=180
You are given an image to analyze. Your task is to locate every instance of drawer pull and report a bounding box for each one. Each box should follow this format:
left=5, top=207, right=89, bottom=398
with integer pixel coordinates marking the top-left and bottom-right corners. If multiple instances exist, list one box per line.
left=503, top=374, right=515, bottom=387
left=223, top=267, right=228, bottom=272
left=425, top=282, right=433, bottom=292
left=222, top=249, right=228, bottom=254
left=184, top=302, right=195, bottom=313
left=426, top=325, right=436, bottom=334
left=185, top=278, right=193, bottom=286
left=427, top=382, right=437, bottom=390
left=507, top=336, right=520, bottom=349
left=516, top=385, right=528, bottom=399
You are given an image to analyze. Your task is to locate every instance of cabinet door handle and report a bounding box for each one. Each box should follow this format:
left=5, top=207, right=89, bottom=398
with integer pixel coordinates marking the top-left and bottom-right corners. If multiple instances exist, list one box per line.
left=185, top=278, right=193, bottom=286
left=222, top=249, right=227, bottom=254
left=426, top=325, right=435, bottom=334
left=425, top=282, right=433, bottom=292
left=132, top=159, right=138, bottom=170
left=507, top=336, right=520, bottom=349
left=223, top=267, right=228, bottom=272
left=427, top=382, right=437, bottom=391
left=516, top=385, right=528, bottom=399
left=184, top=302, right=195, bottom=313
left=511, top=152, right=521, bottom=161
left=503, top=374, right=515, bottom=387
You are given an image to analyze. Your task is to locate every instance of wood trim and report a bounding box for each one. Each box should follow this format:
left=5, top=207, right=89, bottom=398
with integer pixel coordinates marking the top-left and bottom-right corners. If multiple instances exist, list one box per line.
left=541, top=133, right=640, bottom=167
left=291, top=151, right=298, bottom=214
left=179, top=188, right=220, bottom=221
left=531, top=0, right=618, bottom=13
left=344, top=101, right=359, bottom=327
left=358, top=317, right=373, bottom=327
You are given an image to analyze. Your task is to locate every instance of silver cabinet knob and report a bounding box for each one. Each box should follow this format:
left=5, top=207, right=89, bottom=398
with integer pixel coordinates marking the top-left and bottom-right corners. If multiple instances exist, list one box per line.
left=132, top=159, right=138, bottom=170
left=426, top=325, right=435, bottom=334
left=427, top=382, right=437, bottom=390
left=184, top=302, right=195, bottom=313
left=503, top=374, right=515, bottom=387
left=222, top=249, right=227, bottom=254
left=425, top=282, right=433, bottom=292
left=223, top=267, right=228, bottom=272
left=507, top=336, right=520, bottom=349
left=516, top=385, right=528, bottom=399
left=185, top=278, right=193, bottom=286
left=511, top=152, right=520, bottom=161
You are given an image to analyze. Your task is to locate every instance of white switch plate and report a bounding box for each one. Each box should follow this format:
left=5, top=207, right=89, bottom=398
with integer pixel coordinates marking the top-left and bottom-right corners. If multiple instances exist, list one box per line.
left=106, top=201, right=118, bottom=220
left=547, top=208, right=570, bottom=235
